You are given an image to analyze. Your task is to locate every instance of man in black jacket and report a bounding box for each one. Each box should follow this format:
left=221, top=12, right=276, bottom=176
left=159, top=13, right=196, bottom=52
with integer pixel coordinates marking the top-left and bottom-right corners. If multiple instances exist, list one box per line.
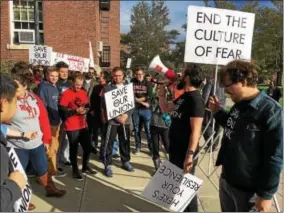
left=101, top=67, right=134, bottom=177
left=209, top=60, right=283, bottom=212
left=0, top=74, right=27, bottom=211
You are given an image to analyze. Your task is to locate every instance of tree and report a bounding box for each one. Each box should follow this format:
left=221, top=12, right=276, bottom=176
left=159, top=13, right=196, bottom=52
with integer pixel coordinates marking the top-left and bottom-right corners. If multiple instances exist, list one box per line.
left=200, top=0, right=283, bottom=84
left=124, top=1, right=179, bottom=68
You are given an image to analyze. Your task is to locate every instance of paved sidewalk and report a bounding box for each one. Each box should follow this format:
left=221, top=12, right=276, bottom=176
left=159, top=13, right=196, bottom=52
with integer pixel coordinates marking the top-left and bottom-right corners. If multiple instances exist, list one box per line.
left=29, top=139, right=283, bottom=212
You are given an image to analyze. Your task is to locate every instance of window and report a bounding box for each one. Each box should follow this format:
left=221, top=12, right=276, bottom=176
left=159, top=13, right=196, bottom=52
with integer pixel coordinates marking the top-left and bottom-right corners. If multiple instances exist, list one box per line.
left=12, top=0, right=44, bottom=44
left=99, top=0, right=110, bottom=11
left=100, top=46, right=111, bottom=67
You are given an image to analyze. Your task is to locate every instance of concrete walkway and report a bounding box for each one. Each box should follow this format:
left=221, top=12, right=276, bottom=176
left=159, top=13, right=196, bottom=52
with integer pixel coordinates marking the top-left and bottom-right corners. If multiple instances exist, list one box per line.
left=28, top=136, right=283, bottom=212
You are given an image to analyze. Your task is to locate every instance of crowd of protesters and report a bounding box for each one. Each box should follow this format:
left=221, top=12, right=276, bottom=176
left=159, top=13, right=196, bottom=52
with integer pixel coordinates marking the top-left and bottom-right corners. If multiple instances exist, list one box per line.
left=0, top=59, right=283, bottom=212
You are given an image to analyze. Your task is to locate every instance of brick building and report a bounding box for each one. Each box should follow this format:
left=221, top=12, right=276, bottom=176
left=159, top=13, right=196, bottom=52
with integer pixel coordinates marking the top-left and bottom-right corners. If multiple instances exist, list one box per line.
left=0, top=0, right=120, bottom=68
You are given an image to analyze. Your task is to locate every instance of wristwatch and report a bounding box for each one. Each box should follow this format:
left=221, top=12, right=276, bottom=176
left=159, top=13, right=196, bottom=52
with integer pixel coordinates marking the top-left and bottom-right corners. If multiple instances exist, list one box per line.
left=21, top=132, right=25, bottom=138
left=187, top=150, right=195, bottom=156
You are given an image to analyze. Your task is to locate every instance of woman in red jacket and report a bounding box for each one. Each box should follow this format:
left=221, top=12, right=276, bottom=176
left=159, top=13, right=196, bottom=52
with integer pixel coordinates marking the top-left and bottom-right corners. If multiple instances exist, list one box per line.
left=8, top=65, right=66, bottom=210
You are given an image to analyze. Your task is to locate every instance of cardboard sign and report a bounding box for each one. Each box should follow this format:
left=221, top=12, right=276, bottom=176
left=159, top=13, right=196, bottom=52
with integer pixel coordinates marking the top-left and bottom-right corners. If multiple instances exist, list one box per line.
left=142, top=160, right=203, bottom=212
left=126, top=58, right=132, bottom=69
left=184, top=6, right=255, bottom=65
left=29, top=45, right=53, bottom=66
left=8, top=148, right=32, bottom=212
left=104, top=83, right=135, bottom=120
left=51, top=52, right=90, bottom=72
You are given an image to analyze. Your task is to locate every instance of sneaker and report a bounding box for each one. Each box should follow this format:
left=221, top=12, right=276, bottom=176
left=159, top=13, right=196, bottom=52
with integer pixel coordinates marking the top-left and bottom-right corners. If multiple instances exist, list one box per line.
left=72, top=171, right=83, bottom=181
left=63, top=161, right=72, bottom=167
left=104, top=166, right=113, bottom=177
left=91, top=147, right=98, bottom=155
left=112, top=153, right=120, bottom=159
left=82, top=166, right=97, bottom=175
left=134, top=148, right=140, bottom=154
left=53, top=170, right=67, bottom=178
left=122, top=162, right=134, bottom=172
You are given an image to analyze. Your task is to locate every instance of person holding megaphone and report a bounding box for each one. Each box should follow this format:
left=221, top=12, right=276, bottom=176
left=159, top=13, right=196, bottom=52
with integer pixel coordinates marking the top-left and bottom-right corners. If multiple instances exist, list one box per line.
left=158, top=65, right=205, bottom=212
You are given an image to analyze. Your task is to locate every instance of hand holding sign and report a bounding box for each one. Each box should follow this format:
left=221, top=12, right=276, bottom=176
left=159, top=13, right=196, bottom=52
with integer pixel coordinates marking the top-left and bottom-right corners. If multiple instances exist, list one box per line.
left=9, top=171, right=27, bottom=190
left=8, top=148, right=32, bottom=212
left=183, top=155, right=194, bottom=173
left=104, top=84, right=135, bottom=120
left=208, top=95, right=221, bottom=113
left=142, top=160, right=203, bottom=212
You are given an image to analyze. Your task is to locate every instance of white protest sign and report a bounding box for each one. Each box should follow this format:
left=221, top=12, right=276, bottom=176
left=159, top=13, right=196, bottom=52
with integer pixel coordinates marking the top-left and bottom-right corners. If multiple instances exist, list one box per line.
left=126, top=58, right=132, bottom=69
left=8, top=148, right=32, bottom=212
left=29, top=45, right=53, bottom=66
left=142, top=160, right=203, bottom=212
left=104, top=83, right=135, bottom=120
left=184, top=6, right=255, bottom=65
left=51, top=52, right=90, bottom=72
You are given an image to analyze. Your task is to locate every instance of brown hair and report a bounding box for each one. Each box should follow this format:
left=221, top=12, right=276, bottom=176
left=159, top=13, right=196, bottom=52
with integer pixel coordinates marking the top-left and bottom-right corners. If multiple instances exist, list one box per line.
left=72, top=73, right=85, bottom=82
left=112, top=66, right=122, bottom=74
left=134, top=67, right=144, bottom=74
left=46, top=66, right=59, bottom=75
left=11, top=62, right=33, bottom=87
left=219, top=60, right=258, bottom=87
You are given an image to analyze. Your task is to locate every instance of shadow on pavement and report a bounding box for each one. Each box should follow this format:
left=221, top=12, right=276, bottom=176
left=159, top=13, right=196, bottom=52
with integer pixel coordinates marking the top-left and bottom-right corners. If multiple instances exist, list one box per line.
left=29, top=172, right=167, bottom=212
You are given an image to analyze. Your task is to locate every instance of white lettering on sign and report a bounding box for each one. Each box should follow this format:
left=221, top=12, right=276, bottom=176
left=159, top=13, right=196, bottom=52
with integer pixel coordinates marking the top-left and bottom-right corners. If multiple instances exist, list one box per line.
left=8, top=148, right=32, bottom=212
left=184, top=6, right=255, bottom=65
left=142, top=160, right=203, bottom=212
left=104, top=84, right=135, bottom=120
left=29, top=45, right=53, bottom=66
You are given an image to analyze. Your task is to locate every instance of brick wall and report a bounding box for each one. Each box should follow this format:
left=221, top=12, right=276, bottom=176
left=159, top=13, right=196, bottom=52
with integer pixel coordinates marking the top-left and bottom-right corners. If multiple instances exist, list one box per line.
left=0, top=1, right=28, bottom=62
left=1, top=0, right=120, bottom=68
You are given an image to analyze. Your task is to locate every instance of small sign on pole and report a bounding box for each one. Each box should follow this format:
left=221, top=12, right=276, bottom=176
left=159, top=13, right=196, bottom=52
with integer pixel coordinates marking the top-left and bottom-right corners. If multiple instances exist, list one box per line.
left=184, top=6, right=255, bottom=65
left=142, top=160, right=203, bottom=212
left=126, top=58, right=132, bottom=69
left=29, top=45, right=52, bottom=66
left=104, top=83, right=135, bottom=120
left=8, top=148, right=32, bottom=212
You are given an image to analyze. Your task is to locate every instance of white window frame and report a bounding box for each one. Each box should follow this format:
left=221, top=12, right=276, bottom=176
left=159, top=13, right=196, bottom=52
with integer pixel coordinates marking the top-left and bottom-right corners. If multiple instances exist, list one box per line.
left=8, top=0, right=44, bottom=49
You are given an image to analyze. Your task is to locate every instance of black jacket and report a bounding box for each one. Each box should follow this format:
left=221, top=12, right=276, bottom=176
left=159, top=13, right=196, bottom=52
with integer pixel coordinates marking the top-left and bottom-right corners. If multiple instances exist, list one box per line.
left=214, top=91, right=283, bottom=200
left=0, top=133, right=22, bottom=211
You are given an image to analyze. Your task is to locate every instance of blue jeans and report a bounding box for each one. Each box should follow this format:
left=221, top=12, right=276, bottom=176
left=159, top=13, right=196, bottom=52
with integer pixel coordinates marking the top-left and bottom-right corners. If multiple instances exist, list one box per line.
left=132, top=108, right=152, bottom=151
left=112, top=139, right=119, bottom=155
left=15, top=144, right=48, bottom=177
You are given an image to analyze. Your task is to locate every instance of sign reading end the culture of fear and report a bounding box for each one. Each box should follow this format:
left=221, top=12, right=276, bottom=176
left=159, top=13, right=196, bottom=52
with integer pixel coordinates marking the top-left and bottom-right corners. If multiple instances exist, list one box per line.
left=104, top=83, right=135, bottom=120
left=184, top=6, right=255, bottom=65
left=142, top=160, right=203, bottom=212
left=8, top=148, right=32, bottom=212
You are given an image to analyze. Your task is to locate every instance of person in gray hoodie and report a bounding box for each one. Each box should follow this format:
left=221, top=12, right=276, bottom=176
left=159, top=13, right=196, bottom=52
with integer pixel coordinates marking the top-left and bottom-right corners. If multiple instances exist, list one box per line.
left=101, top=67, right=134, bottom=177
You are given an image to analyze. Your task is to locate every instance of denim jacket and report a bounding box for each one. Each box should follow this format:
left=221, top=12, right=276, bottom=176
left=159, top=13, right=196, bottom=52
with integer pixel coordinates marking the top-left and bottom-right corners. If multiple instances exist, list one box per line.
left=214, top=91, right=283, bottom=200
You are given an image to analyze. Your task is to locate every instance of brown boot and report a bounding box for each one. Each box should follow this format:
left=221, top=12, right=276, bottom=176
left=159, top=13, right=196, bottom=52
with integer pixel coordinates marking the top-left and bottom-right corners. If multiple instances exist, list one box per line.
left=39, top=173, right=67, bottom=197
